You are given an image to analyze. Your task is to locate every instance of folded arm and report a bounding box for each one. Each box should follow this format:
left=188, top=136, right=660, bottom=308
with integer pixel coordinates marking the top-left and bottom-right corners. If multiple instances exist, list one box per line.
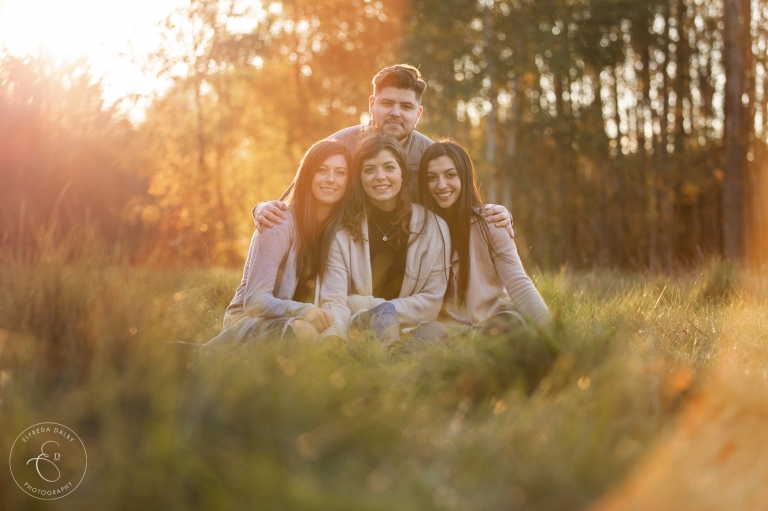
left=318, top=239, right=352, bottom=340
left=241, top=225, right=314, bottom=319
left=388, top=266, right=450, bottom=326
left=489, top=226, right=552, bottom=327
left=390, top=225, right=451, bottom=326
left=347, top=294, right=385, bottom=314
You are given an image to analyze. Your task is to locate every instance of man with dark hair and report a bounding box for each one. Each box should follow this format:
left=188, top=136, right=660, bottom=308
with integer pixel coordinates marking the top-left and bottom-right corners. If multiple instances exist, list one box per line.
left=253, top=64, right=511, bottom=232
left=329, top=64, right=430, bottom=198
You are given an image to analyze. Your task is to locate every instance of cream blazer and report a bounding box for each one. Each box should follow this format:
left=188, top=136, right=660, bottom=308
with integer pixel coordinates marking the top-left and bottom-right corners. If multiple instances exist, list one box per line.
left=319, top=203, right=451, bottom=340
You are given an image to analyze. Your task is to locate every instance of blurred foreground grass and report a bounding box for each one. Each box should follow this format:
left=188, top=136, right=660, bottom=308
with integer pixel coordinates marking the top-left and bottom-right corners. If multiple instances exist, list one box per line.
left=1, top=236, right=765, bottom=510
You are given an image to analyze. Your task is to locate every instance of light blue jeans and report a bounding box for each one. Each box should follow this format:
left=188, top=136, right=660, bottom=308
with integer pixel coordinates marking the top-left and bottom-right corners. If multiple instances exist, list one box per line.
left=351, top=302, right=449, bottom=345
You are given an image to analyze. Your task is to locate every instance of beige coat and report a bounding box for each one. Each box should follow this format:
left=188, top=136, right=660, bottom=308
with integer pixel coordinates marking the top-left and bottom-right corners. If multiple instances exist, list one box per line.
left=319, top=203, right=451, bottom=340
left=442, top=216, right=552, bottom=331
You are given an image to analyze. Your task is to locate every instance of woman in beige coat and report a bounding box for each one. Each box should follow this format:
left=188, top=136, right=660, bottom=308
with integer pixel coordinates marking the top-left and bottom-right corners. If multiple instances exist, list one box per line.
left=319, top=133, right=451, bottom=345
left=417, top=141, right=554, bottom=392
left=418, top=140, right=552, bottom=336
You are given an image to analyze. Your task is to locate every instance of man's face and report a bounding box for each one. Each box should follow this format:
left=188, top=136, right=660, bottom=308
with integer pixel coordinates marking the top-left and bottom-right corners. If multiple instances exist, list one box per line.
left=369, top=87, right=423, bottom=142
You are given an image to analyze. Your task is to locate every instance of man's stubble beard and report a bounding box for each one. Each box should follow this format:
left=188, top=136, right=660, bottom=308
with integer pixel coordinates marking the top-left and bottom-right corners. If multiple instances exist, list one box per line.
left=376, top=119, right=410, bottom=143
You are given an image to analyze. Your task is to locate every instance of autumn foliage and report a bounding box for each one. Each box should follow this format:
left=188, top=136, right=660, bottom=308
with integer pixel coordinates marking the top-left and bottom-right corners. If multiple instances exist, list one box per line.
left=2, top=0, right=767, bottom=268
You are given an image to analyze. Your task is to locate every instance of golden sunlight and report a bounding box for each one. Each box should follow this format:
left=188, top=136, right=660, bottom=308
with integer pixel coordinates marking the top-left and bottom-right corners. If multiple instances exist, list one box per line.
left=0, top=0, right=186, bottom=116
left=0, top=0, right=183, bottom=58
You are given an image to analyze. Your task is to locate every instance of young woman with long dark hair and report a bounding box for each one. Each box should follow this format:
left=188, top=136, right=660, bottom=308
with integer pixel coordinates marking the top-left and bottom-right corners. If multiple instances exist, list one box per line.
left=417, top=140, right=552, bottom=335
left=201, top=139, right=351, bottom=353
left=319, top=132, right=451, bottom=345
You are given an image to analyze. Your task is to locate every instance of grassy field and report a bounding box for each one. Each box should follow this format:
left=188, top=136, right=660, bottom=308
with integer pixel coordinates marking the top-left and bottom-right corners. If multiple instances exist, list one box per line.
left=0, top=238, right=763, bottom=510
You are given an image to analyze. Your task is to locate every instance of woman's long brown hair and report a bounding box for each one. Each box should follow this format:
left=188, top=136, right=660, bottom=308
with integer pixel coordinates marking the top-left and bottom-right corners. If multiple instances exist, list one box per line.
left=284, top=139, right=351, bottom=280
left=341, top=132, right=413, bottom=242
left=418, top=140, right=503, bottom=305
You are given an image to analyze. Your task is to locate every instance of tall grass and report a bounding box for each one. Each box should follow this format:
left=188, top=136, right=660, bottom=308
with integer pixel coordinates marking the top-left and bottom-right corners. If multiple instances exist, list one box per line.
left=0, top=235, right=755, bottom=510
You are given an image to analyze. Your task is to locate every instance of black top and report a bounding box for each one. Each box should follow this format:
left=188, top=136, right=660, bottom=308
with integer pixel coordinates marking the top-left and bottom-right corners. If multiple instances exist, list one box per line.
left=368, top=204, right=411, bottom=300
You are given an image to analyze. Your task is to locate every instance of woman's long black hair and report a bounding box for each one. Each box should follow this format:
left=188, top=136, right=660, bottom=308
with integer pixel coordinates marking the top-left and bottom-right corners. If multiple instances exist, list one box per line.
left=418, top=140, right=504, bottom=304
left=284, top=139, right=352, bottom=280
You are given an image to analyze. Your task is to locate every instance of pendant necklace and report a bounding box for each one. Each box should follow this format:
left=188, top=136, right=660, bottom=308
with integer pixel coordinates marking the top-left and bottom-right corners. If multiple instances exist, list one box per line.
left=371, top=218, right=396, bottom=241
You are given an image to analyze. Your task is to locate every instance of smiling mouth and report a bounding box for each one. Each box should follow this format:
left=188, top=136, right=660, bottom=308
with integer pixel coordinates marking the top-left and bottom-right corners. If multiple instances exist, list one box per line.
left=436, top=191, right=453, bottom=199
left=373, top=185, right=391, bottom=191
left=320, top=187, right=337, bottom=193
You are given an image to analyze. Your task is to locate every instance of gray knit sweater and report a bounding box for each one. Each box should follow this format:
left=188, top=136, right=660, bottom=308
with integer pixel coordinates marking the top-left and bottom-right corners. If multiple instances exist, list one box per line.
left=329, top=125, right=433, bottom=197
left=224, top=210, right=316, bottom=335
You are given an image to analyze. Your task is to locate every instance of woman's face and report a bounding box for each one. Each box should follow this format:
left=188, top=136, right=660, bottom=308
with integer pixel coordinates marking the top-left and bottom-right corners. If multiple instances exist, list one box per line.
left=426, top=155, right=462, bottom=209
left=360, top=149, right=402, bottom=212
left=311, top=154, right=349, bottom=208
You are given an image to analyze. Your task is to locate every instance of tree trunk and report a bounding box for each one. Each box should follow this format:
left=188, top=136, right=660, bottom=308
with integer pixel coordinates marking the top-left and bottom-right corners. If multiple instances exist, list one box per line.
left=503, top=68, right=520, bottom=211
left=484, top=6, right=498, bottom=205
left=721, top=0, right=750, bottom=262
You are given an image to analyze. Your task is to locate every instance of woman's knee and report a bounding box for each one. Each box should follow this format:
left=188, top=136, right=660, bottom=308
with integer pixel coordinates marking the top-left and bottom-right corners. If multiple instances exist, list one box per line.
left=481, top=311, right=529, bottom=337
left=288, top=319, right=319, bottom=342
left=412, top=321, right=449, bottom=343
left=370, top=302, right=397, bottom=317
left=352, top=302, right=399, bottom=330
left=350, top=302, right=400, bottom=344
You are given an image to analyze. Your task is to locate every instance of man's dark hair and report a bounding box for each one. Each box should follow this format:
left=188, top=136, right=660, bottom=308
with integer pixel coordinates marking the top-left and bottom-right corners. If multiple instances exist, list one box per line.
left=372, top=64, right=427, bottom=103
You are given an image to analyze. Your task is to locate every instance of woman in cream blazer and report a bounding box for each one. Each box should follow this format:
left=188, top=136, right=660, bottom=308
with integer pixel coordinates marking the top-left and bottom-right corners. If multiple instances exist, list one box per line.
left=319, top=132, right=451, bottom=345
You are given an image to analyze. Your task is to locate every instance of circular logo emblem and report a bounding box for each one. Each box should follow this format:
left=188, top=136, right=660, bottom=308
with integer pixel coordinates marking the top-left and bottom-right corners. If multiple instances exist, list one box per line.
left=9, top=422, right=87, bottom=500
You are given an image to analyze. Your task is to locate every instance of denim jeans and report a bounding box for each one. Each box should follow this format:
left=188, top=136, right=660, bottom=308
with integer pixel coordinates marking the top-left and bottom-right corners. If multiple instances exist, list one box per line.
left=407, top=320, right=449, bottom=343
left=350, top=302, right=401, bottom=345
left=351, top=302, right=450, bottom=345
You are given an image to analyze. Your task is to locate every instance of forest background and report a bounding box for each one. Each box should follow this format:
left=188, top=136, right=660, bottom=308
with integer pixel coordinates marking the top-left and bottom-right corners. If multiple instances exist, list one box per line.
left=1, top=0, right=765, bottom=272
left=4, top=2, right=768, bottom=508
